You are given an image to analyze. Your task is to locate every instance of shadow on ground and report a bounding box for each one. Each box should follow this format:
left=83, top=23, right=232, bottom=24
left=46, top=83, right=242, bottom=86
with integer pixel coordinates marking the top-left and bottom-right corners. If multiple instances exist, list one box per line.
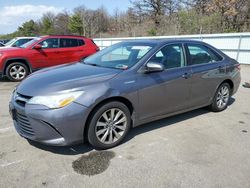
left=0, top=77, right=11, bottom=82
left=26, top=98, right=235, bottom=155
left=125, top=97, right=235, bottom=142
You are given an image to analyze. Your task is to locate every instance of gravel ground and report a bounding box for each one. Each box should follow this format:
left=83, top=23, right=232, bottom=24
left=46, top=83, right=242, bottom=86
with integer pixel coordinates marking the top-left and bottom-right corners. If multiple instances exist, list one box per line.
left=0, top=65, right=249, bottom=188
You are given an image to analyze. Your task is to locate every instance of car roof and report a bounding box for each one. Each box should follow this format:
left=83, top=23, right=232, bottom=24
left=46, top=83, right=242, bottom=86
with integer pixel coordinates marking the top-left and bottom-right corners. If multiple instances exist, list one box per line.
left=15, top=37, right=36, bottom=39
left=41, top=35, right=87, bottom=39
left=121, top=39, right=205, bottom=45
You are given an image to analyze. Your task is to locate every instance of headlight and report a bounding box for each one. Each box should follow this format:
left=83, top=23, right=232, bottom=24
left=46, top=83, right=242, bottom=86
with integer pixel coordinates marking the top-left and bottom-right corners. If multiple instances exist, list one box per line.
left=28, top=91, right=84, bottom=109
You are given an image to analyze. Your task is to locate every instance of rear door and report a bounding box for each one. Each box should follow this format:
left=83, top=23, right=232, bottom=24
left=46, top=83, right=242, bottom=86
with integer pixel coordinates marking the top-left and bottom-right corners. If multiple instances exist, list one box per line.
left=185, top=43, right=225, bottom=108
left=138, top=43, right=192, bottom=120
left=59, top=38, right=85, bottom=63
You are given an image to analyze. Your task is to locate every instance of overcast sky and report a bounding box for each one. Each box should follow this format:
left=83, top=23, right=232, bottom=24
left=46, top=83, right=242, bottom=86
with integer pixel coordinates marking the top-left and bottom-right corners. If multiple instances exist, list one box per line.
left=0, top=0, right=131, bottom=34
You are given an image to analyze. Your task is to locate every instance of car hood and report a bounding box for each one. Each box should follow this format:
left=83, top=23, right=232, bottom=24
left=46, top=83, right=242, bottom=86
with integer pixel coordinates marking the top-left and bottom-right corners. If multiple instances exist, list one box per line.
left=0, top=46, right=12, bottom=49
left=17, top=63, right=122, bottom=96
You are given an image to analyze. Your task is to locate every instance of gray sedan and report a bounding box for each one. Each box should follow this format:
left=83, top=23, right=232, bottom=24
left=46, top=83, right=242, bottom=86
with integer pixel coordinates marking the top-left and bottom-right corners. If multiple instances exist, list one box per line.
left=9, top=40, right=241, bottom=149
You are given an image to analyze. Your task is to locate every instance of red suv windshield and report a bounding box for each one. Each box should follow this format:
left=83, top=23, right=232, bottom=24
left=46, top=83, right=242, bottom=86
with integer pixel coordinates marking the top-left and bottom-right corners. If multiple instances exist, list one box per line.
left=20, top=38, right=41, bottom=48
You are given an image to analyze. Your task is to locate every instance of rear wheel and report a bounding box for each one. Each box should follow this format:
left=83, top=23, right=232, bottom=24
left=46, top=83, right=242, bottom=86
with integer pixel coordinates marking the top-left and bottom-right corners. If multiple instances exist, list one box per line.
left=210, top=83, right=231, bottom=112
left=87, top=101, right=131, bottom=149
left=6, top=62, right=29, bottom=81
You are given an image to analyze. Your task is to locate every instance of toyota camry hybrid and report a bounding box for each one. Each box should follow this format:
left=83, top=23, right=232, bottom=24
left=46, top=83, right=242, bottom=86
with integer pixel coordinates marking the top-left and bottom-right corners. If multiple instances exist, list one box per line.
left=9, top=40, right=241, bottom=149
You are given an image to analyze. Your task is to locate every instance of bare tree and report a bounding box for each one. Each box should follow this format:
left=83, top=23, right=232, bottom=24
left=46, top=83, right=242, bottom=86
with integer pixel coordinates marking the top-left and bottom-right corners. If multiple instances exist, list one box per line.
left=1, top=0, right=249, bottom=38
left=131, top=0, right=167, bottom=29
left=207, top=0, right=248, bottom=31
left=54, top=11, right=71, bottom=34
left=41, top=12, right=56, bottom=34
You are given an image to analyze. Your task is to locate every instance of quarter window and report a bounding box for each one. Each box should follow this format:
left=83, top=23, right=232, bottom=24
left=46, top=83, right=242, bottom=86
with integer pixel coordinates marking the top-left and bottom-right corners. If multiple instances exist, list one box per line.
left=149, top=44, right=185, bottom=69
left=78, top=39, right=85, bottom=46
left=187, top=44, right=222, bottom=65
left=39, top=38, right=59, bottom=49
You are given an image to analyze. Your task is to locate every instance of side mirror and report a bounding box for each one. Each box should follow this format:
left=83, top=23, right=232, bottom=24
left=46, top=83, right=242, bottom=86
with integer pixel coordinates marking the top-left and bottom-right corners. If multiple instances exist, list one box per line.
left=144, top=62, right=164, bottom=73
left=33, top=44, right=42, bottom=50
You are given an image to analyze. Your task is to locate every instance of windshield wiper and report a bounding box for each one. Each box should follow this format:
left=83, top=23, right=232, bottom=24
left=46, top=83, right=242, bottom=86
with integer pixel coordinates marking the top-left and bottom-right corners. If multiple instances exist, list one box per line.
left=88, top=63, right=97, bottom=66
left=85, top=63, right=102, bottom=67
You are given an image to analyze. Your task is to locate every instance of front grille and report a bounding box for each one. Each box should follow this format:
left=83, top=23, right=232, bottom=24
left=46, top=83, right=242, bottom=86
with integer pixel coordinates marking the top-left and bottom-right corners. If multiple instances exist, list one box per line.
left=15, top=111, right=34, bottom=136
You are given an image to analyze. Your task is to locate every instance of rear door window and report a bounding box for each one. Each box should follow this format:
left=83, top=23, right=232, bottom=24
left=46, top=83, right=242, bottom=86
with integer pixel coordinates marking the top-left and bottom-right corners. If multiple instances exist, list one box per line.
left=187, top=44, right=223, bottom=65
left=60, top=38, right=79, bottom=48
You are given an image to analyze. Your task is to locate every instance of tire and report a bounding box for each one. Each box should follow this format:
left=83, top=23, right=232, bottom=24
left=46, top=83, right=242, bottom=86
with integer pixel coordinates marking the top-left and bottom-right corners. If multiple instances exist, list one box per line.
left=210, top=83, right=231, bottom=112
left=87, top=101, right=131, bottom=149
left=6, top=62, right=29, bottom=82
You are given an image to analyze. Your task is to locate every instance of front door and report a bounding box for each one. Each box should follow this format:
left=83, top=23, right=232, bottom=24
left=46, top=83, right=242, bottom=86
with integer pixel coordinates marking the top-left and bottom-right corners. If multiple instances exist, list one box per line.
left=138, top=43, right=192, bottom=120
left=29, top=38, right=61, bottom=68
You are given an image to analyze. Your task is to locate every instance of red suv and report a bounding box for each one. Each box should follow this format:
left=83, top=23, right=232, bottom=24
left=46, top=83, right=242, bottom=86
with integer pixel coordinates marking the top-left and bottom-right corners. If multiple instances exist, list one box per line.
left=0, top=35, right=99, bottom=81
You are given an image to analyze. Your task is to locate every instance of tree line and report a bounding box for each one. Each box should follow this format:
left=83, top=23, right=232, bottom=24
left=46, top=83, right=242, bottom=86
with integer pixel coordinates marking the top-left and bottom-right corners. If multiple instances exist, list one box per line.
left=0, top=0, right=249, bottom=39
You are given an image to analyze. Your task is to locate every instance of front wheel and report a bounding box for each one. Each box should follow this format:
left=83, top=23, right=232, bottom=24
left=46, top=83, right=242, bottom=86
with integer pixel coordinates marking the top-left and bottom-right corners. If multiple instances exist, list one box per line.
left=210, top=83, right=231, bottom=112
left=87, top=101, right=131, bottom=149
left=6, top=62, right=29, bottom=82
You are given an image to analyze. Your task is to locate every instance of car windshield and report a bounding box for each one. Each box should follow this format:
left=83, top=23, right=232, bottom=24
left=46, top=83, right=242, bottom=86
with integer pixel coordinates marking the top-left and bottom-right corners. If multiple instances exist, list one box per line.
left=4, top=38, right=17, bottom=46
left=20, top=38, right=41, bottom=48
left=83, top=42, right=155, bottom=70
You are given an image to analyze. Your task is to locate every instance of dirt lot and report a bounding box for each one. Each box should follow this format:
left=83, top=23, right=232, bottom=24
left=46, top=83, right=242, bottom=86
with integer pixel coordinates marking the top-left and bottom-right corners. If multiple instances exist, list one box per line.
left=0, top=66, right=249, bottom=188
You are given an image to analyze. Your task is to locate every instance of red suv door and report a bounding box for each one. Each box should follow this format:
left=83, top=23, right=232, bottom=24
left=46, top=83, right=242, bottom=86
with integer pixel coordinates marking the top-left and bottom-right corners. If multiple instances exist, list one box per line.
left=29, top=38, right=62, bottom=68
left=59, top=38, right=86, bottom=62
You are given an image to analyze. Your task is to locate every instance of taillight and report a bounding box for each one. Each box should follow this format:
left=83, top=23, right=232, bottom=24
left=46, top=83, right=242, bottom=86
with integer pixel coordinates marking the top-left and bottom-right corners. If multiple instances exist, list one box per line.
left=90, top=39, right=100, bottom=52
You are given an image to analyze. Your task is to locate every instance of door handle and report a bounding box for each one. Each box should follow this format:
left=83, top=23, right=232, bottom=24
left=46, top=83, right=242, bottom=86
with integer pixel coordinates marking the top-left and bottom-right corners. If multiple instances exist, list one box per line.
left=182, top=72, right=192, bottom=79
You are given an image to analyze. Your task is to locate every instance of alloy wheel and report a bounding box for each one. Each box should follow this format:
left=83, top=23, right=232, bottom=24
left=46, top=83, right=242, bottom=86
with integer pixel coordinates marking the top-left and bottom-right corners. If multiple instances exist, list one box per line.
left=95, top=108, right=127, bottom=144
left=9, top=65, right=26, bottom=80
left=216, top=85, right=230, bottom=109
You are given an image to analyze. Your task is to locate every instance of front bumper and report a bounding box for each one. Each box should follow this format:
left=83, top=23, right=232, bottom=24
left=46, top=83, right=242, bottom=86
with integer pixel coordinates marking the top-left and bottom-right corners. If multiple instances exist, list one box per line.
left=9, top=96, right=90, bottom=146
